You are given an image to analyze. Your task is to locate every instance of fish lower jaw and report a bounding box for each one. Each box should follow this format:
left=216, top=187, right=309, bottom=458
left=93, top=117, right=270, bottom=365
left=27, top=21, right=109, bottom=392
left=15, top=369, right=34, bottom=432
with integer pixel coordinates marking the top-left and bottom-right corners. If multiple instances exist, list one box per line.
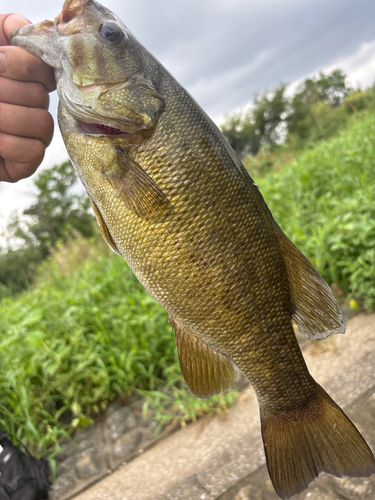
left=76, top=119, right=132, bottom=137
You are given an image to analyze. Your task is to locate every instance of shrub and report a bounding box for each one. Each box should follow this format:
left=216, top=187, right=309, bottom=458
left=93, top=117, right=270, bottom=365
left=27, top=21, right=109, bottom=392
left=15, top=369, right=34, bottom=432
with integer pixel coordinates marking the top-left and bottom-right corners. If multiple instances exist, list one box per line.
left=0, top=235, right=238, bottom=455
left=258, top=112, right=375, bottom=310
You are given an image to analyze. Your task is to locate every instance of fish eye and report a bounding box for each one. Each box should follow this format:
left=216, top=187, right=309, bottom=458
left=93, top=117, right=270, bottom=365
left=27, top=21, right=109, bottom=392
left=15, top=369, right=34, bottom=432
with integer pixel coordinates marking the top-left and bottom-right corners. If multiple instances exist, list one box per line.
left=98, top=22, right=125, bottom=45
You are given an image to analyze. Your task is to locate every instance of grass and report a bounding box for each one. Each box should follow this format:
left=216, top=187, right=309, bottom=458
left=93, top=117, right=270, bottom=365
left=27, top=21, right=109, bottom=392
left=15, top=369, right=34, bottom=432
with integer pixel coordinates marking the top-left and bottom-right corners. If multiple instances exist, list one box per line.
left=242, top=88, right=375, bottom=179
left=257, top=111, right=375, bottom=310
left=0, top=235, right=239, bottom=457
left=1, top=108, right=374, bottom=460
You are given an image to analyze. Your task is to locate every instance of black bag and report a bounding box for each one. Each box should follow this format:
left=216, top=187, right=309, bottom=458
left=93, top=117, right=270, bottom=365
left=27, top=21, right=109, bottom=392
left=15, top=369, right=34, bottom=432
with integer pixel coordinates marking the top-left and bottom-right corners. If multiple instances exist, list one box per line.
left=0, top=430, right=51, bottom=500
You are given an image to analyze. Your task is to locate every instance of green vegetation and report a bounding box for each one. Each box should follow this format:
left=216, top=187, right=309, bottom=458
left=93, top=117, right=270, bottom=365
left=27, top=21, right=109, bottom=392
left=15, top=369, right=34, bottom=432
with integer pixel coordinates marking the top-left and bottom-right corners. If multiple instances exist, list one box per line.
left=222, top=83, right=288, bottom=158
left=0, top=67, right=374, bottom=461
left=0, top=161, right=95, bottom=294
left=221, top=69, right=375, bottom=176
left=0, top=235, right=239, bottom=456
left=222, top=70, right=375, bottom=311
left=258, top=112, right=375, bottom=310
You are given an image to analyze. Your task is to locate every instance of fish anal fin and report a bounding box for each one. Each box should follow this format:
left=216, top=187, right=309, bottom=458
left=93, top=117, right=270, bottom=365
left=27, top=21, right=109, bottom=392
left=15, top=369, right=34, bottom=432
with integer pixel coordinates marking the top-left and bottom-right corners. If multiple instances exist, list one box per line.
left=89, top=196, right=121, bottom=256
left=104, top=149, right=172, bottom=219
left=261, top=384, right=375, bottom=500
left=171, top=318, right=239, bottom=399
left=274, top=222, right=345, bottom=339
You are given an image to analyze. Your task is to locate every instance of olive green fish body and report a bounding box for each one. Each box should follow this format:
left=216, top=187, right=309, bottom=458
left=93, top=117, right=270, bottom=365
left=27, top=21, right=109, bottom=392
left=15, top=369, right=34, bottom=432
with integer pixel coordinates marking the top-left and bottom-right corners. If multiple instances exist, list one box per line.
left=59, top=84, right=313, bottom=415
left=12, top=2, right=375, bottom=497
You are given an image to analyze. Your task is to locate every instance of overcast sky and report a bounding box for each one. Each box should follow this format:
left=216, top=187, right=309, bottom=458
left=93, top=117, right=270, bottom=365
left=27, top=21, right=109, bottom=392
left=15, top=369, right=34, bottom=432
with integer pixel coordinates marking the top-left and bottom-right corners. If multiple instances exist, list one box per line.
left=1, top=0, right=375, bottom=238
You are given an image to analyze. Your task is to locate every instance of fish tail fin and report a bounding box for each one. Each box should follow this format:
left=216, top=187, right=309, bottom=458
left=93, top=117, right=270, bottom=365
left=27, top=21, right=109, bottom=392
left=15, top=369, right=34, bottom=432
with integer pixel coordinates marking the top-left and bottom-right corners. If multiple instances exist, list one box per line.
left=261, top=384, right=375, bottom=500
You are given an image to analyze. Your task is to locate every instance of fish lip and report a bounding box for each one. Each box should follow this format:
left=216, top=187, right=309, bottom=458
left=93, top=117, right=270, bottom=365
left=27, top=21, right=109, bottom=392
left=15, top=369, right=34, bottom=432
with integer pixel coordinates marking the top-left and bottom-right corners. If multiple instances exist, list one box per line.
left=76, top=119, right=133, bottom=137
left=75, top=80, right=129, bottom=89
left=57, top=0, right=87, bottom=26
left=9, top=27, right=21, bottom=45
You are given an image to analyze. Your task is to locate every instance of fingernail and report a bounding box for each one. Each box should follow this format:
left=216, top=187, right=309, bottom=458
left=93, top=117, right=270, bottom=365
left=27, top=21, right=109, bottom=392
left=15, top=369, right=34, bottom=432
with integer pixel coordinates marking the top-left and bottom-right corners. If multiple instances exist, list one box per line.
left=0, top=53, right=6, bottom=73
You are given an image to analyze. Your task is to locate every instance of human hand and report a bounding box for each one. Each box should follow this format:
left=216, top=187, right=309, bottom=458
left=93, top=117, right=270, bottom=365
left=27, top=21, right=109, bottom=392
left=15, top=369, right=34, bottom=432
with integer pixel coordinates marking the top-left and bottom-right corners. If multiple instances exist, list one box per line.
left=0, top=13, right=56, bottom=183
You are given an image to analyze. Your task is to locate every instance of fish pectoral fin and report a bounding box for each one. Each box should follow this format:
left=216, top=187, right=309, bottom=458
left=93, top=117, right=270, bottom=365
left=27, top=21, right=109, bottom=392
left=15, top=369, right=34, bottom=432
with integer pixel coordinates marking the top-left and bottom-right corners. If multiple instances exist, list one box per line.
left=104, top=148, right=172, bottom=219
left=171, top=318, right=239, bottom=399
left=89, top=196, right=121, bottom=256
left=274, top=222, right=345, bottom=339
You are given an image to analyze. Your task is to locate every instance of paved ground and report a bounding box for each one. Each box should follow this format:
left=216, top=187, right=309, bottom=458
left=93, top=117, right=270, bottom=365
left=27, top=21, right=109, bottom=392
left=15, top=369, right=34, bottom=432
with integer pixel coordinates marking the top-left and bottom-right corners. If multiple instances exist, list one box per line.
left=73, top=312, right=375, bottom=500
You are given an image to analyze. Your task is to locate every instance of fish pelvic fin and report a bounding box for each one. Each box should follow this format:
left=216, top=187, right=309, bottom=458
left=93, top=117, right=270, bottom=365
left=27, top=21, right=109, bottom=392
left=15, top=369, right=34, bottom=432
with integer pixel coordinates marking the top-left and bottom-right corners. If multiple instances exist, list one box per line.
left=261, top=384, right=375, bottom=500
left=274, top=222, right=345, bottom=339
left=171, top=318, right=239, bottom=398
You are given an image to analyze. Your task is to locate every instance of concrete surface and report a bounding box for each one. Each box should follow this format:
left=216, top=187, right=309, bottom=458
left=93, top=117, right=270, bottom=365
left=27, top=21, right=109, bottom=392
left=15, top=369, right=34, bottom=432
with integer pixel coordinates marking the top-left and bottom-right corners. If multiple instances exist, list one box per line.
left=72, top=313, right=375, bottom=500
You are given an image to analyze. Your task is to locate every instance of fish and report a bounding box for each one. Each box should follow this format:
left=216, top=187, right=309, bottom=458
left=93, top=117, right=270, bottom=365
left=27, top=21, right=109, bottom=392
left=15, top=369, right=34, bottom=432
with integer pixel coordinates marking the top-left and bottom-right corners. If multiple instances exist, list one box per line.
left=11, top=1, right=375, bottom=498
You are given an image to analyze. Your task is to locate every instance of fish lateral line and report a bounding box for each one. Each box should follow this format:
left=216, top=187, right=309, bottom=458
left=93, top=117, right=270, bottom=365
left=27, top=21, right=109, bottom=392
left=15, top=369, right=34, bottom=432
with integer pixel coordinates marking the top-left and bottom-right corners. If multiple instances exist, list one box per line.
left=10, top=1, right=374, bottom=498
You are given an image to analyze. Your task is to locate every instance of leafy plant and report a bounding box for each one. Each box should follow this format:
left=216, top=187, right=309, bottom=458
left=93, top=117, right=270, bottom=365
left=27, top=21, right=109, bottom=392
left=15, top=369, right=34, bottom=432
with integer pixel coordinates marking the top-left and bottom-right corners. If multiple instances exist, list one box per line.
left=257, top=112, right=375, bottom=310
left=0, top=161, right=95, bottom=294
left=0, top=235, right=239, bottom=455
left=1, top=78, right=374, bottom=460
left=221, top=70, right=375, bottom=163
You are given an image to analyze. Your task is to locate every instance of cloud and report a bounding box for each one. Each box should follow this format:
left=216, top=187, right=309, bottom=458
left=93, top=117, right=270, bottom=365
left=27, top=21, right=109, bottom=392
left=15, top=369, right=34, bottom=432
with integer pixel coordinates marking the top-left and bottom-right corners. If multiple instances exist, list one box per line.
left=325, top=40, right=375, bottom=90
left=2, top=0, right=375, bottom=225
left=12, top=0, right=375, bottom=119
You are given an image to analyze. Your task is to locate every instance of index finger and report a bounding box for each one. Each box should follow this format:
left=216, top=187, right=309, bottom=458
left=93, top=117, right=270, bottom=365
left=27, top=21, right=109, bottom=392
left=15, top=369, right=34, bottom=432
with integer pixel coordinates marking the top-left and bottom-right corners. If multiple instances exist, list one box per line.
left=0, top=46, right=56, bottom=91
left=0, top=14, right=56, bottom=91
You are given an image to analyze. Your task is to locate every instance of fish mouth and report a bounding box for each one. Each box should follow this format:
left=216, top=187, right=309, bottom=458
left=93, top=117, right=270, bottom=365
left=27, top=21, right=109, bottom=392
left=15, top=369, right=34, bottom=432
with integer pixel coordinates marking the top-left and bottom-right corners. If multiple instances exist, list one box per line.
left=76, top=119, right=132, bottom=136
left=56, top=0, right=87, bottom=30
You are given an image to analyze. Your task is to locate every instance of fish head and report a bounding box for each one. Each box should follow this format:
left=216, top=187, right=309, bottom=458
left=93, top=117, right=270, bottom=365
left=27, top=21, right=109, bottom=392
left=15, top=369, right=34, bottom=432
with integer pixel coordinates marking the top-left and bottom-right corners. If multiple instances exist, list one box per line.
left=11, top=0, right=165, bottom=135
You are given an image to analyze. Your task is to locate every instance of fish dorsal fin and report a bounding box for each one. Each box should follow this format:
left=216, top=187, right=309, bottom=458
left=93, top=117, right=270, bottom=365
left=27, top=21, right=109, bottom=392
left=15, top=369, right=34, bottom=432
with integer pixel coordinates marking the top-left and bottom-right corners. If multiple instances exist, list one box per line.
left=104, top=148, right=172, bottom=219
left=171, top=318, right=239, bottom=398
left=89, top=196, right=121, bottom=256
left=274, top=222, right=345, bottom=339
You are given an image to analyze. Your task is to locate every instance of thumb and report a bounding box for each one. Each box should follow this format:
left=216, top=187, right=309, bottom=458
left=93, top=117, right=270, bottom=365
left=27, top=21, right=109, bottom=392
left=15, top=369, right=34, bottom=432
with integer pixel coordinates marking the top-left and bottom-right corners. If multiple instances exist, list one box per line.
left=0, top=14, right=31, bottom=45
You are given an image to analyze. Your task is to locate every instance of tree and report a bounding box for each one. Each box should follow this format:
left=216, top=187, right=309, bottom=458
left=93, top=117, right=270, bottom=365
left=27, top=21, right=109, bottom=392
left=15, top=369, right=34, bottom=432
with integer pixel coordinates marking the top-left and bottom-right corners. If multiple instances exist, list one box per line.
left=287, top=69, right=352, bottom=140
left=221, top=112, right=257, bottom=159
left=251, top=84, right=288, bottom=151
left=12, top=160, right=95, bottom=257
left=0, top=246, right=42, bottom=295
left=0, top=160, right=95, bottom=293
left=222, top=84, right=288, bottom=158
left=222, top=69, right=353, bottom=157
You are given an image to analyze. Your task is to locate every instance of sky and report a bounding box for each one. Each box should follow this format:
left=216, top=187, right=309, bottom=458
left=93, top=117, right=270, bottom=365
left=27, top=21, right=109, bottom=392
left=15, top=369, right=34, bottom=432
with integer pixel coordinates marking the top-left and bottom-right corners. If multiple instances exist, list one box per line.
left=1, top=0, right=375, bottom=237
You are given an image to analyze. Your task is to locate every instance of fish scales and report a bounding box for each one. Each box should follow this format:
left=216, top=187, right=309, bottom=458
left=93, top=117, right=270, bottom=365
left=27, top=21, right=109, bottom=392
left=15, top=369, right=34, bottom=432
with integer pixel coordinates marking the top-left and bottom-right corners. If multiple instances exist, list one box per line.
left=11, top=1, right=375, bottom=498
left=61, top=91, right=305, bottom=414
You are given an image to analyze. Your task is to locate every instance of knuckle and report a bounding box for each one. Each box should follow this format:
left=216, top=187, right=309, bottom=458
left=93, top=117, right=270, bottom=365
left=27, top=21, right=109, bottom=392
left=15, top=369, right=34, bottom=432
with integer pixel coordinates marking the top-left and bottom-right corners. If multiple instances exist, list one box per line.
left=6, top=164, right=24, bottom=183
left=21, top=52, right=35, bottom=79
left=36, top=109, right=54, bottom=144
left=0, top=131, right=9, bottom=151
left=24, top=60, right=34, bottom=79
left=0, top=102, right=10, bottom=125
left=24, top=160, right=41, bottom=179
left=13, top=48, right=37, bottom=80
left=12, top=160, right=39, bottom=183
left=45, top=111, right=54, bottom=132
left=31, top=82, right=49, bottom=108
left=31, top=138, right=46, bottom=162
left=37, top=108, right=53, bottom=129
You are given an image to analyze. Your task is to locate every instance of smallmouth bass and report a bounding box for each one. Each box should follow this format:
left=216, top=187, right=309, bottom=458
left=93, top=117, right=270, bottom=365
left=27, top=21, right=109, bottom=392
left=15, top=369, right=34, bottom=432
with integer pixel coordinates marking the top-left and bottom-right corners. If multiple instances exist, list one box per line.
left=11, top=1, right=375, bottom=497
